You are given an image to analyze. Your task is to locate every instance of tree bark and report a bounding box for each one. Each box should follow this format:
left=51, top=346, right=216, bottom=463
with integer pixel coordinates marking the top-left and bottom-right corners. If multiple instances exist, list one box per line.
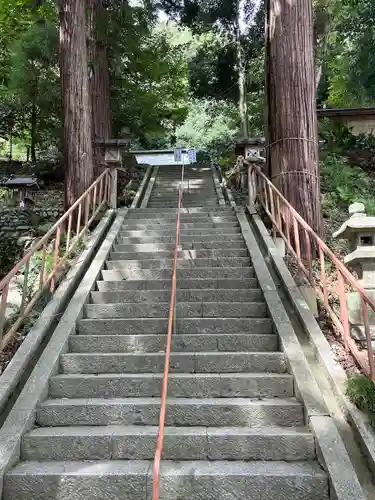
left=31, top=95, right=37, bottom=162
left=236, top=0, right=248, bottom=138
left=87, top=0, right=112, bottom=177
left=59, top=0, right=93, bottom=211
left=266, top=0, right=323, bottom=238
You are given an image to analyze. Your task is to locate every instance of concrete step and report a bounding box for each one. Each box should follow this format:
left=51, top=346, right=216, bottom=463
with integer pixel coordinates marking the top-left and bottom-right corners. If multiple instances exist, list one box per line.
left=110, top=248, right=249, bottom=260
left=37, top=397, right=304, bottom=427
left=60, top=352, right=286, bottom=374
left=106, top=257, right=251, bottom=269
left=21, top=425, right=315, bottom=461
left=96, top=278, right=258, bottom=291
left=83, top=301, right=267, bottom=319
left=77, top=317, right=273, bottom=334
left=5, top=459, right=327, bottom=500
left=116, top=234, right=243, bottom=244
left=49, top=372, right=294, bottom=398
left=90, top=288, right=263, bottom=304
left=118, top=227, right=242, bottom=236
left=69, top=333, right=277, bottom=353
left=113, top=240, right=247, bottom=251
left=101, top=267, right=254, bottom=281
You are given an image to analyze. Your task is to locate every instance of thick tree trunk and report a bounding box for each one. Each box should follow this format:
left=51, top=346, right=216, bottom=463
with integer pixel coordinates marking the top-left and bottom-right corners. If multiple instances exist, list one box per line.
left=266, top=0, right=323, bottom=238
left=59, top=0, right=93, bottom=211
left=87, top=0, right=112, bottom=177
left=236, top=0, right=248, bottom=138
left=238, top=42, right=248, bottom=137
left=30, top=96, right=37, bottom=162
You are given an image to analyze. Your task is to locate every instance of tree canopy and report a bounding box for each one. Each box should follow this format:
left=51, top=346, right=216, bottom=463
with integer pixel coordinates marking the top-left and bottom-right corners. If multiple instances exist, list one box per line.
left=0, top=0, right=374, bottom=162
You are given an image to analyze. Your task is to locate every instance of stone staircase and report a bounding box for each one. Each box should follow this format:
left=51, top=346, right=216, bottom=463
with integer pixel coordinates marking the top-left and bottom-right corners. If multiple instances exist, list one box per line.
left=147, top=164, right=219, bottom=208
left=4, top=165, right=329, bottom=499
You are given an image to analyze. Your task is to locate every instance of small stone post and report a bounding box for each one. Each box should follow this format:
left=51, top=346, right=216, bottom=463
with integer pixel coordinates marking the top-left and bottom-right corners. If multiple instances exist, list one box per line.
left=333, top=202, right=375, bottom=346
left=104, top=145, right=122, bottom=210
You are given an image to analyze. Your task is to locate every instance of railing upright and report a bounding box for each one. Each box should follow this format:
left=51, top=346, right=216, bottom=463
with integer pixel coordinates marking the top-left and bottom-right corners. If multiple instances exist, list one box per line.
left=247, top=161, right=375, bottom=381
left=0, top=169, right=111, bottom=349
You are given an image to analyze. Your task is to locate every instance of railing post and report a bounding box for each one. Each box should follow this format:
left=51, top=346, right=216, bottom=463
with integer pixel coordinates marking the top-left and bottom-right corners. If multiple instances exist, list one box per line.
left=248, top=165, right=255, bottom=205
left=246, top=155, right=266, bottom=206
left=109, top=167, right=118, bottom=209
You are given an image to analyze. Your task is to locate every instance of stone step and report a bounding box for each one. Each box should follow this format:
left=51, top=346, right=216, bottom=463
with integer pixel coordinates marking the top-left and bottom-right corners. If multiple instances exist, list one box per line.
left=118, top=227, right=242, bottom=236
left=113, top=240, right=247, bottom=251
left=90, top=288, right=263, bottom=304
left=110, top=248, right=249, bottom=260
left=123, top=216, right=238, bottom=224
left=77, top=317, right=273, bottom=335
left=21, top=425, right=315, bottom=461
left=148, top=196, right=218, bottom=201
left=5, top=459, right=327, bottom=500
left=101, top=267, right=254, bottom=281
left=148, top=196, right=218, bottom=202
left=37, top=397, right=304, bottom=427
left=147, top=203, right=219, bottom=207
left=106, top=257, right=251, bottom=270
left=116, top=234, right=243, bottom=244
left=126, top=208, right=235, bottom=217
left=83, top=301, right=267, bottom=319
left=120, top=222, right=239, bottom=230
left=69, top=333, right=277, bottom=353
left=60, top=352, right=286, bottom=374
left=49, top=372, right=294, bottom=398
left=97, top=278, right=258, bottom=291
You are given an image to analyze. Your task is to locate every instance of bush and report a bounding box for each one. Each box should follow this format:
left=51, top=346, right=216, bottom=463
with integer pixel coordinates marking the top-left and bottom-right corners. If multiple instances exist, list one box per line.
left=321, top=153, right=375, bottom=214
left=0, top=234, right=22, bottom=278
left=346, top=375, right=375, bottom=427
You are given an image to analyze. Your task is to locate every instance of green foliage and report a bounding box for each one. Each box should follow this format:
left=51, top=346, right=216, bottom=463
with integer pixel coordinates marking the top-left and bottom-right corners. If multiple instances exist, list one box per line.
left=188, top=38, right=238, bottom=101
left=0, top=234, right=21, bottom=277
left=316, top=0, right=375, bottom=106
left=110, top=18, right=190, bottom=145
left=175, top=99, right=239, bottom=156
left=346, top=375, right=375, bottom=427
left=321, top=153, right=375, bottom=214
left=8, top=20, right=59, bottom=151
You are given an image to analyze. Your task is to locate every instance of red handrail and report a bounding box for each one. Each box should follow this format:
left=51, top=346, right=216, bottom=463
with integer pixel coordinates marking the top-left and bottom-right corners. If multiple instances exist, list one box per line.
left=248, top=161, right=375, bottom=380
left=152, top=164, right=185, bottom=499
left=0, top=169, right=111, bottom=348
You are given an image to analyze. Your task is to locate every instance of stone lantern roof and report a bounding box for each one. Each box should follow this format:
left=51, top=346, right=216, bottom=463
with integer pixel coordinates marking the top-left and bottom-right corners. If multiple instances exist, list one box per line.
left=333, top=202, right=375, bottom=240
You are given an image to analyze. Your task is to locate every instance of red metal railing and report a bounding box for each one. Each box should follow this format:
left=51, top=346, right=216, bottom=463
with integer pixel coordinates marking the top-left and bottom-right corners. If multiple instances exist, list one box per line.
left=248, top=162, right=375, bottom=381
left=0, top=169, right=111, bottom=349
left=152, top=164, right=184, bottom=500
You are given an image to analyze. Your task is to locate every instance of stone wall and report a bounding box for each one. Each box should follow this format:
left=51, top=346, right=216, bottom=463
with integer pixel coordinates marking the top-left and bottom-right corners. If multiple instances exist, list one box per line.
left=0, top=207, right=64, bottom=236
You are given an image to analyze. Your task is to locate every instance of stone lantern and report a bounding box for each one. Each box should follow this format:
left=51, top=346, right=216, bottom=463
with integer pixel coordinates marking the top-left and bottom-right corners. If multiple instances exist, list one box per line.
left=333, top=202, right=375, bottom=345
left=95, top=136, right=133, bottom=209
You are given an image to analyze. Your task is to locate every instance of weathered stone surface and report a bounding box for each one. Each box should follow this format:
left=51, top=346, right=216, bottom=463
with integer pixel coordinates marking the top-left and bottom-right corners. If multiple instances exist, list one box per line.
left=90, top=288, right=262, bottom=304
left=37, top=398, right=304, bottom=427
left=49, top=373, right=294, bottom=399
left=97, top=277, right=258, bottom=291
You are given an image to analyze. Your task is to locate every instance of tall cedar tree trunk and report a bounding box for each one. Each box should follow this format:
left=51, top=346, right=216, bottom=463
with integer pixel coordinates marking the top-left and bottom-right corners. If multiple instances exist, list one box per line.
left=30, top=94, right=37, bottom=162
left=87, top=0, right=112, bottom=177
left=59, top=0, right=93, bottom=211
left=236, top=0, right=248, bottom=137
left=265, top=0, right=323, bottom=238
